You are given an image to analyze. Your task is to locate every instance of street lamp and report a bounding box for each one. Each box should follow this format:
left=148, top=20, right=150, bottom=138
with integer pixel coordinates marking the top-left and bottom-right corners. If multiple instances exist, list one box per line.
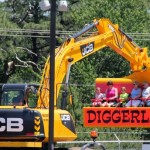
left=39, top=0, right=68, bottom=11
left=39, top=0, right=68, bottom=150
left=39, top=0, right=51, bottom=11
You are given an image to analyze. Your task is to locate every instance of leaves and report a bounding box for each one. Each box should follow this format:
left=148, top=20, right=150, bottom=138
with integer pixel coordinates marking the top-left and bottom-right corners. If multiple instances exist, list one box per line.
left=0, top=0, right=149, bottom=148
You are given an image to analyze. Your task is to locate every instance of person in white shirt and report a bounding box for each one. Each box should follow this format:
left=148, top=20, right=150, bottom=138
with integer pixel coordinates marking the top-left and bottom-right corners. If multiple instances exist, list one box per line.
left=142, top=81, right=150, bottom=106
left=92, top=87, right=104, bottom=106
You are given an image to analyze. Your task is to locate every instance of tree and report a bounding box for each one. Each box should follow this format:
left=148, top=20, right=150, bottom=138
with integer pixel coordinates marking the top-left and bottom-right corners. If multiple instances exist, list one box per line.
left=65, top=0, right=150, bottom=81
left=0, top=0, right=149, bottom=149
left=0, top=0, right=51, bottom=83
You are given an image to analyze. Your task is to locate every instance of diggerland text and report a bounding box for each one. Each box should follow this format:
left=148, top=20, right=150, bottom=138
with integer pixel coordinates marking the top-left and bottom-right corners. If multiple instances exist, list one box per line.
left=83, top=107, right=150, bottom=127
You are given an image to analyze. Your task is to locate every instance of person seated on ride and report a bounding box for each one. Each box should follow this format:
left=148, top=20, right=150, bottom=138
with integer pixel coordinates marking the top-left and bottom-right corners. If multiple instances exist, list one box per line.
left=117, top=86, right=129, bottom=107
left=101, top=80, right=118, bottom=107
left=125, top=81, right=142, bottom=107
left=141, top=81, right=150, bottom=106
left=92, top=87, right=104, bottom=107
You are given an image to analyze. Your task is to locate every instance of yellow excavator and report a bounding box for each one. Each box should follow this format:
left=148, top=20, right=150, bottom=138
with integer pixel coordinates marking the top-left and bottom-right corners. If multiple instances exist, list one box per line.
left=0, top=18, right=149, bottom=148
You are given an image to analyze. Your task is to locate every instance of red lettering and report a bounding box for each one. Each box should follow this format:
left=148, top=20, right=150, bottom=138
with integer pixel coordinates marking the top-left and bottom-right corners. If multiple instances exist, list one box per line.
left=112, top=110, right=120, bottom=123
left=83, top=108, right=150, bottom=127
left=102, top=110, right=111, bottom=123
left=122, top=110, right=130, bottom=123
left=141, top=110, right=149, bottom=123
left=131, top=110, right=140, bottom=123
left=87, top=110, right=96, bottom=123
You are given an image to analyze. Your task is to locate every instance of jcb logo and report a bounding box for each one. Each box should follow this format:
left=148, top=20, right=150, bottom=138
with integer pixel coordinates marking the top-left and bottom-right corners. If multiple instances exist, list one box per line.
left=0, top=118, right=23, bottom=132
left=61, top=115, right=70, bottom=121
left=80, top=42, right=94, bottom=56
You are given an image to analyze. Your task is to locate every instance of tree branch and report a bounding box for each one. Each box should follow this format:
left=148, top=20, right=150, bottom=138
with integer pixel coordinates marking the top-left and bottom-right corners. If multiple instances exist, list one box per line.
left=15, top=53, right=40, bottom=70
left=0, top=48, right=7, bottom=52
left=16, top=47, right=37, bottom=56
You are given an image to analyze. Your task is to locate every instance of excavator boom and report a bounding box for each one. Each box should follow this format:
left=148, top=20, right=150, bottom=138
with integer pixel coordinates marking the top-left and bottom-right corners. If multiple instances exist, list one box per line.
left=37, top=18, right=150, bottom=108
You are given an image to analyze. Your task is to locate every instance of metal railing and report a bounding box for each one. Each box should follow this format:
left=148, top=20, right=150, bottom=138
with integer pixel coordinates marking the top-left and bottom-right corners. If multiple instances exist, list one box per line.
left=57, top=132, right=150, bottom=150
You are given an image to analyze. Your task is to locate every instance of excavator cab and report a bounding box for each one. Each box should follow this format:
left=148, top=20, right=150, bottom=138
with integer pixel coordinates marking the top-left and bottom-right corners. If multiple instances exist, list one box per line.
left=0, top=84, right=39, bottom=107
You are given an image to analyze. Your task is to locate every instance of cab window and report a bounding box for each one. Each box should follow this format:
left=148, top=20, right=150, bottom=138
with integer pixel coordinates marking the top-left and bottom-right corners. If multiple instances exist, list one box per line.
left=26, top=86, right=38, bottom=108
left=1, top=90, right=24, bottom=106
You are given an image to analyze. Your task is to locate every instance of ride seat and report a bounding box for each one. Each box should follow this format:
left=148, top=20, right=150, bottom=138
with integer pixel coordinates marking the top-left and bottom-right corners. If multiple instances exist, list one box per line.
left=95, top=78, right=133, bottom=107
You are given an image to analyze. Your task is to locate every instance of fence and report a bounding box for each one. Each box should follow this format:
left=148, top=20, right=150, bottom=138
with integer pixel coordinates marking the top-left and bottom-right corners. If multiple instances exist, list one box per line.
left=56, top=132, right=150, bottom=150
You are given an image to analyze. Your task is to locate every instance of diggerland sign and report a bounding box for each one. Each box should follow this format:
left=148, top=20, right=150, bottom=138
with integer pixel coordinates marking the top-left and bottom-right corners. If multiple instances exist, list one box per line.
left=83, top=107, right=150, bottom=127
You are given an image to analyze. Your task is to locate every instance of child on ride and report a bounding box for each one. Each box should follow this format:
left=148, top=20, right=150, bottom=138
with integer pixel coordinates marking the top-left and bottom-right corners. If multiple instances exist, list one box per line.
left=92, top=87, right=104, bottom=106
left=119, top=86, right=128, bottom=107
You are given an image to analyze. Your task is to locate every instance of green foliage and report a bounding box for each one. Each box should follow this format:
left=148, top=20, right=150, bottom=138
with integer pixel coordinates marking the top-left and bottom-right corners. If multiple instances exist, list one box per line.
left=0, top=0, right=150, bottom=148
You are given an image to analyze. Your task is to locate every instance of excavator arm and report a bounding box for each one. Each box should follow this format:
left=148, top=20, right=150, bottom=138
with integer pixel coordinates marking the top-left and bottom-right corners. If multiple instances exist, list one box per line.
left=96, top=19, right=150, bottom=71
left=37, top=18, right=150, bottom=108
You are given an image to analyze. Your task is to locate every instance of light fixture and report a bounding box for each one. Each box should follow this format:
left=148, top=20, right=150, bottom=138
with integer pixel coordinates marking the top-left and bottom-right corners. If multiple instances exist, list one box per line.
left=39, top=0, right=51, bottom=11
left=39, top=0, right=68, bottom=11
left=58, top=0, right=68, bottom=12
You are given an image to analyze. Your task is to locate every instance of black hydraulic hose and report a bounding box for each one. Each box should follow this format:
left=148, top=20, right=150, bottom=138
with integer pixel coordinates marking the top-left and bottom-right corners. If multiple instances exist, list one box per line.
left=72, top=21, right=99, bottom=39
left=119, top=28, right=133, bottom=42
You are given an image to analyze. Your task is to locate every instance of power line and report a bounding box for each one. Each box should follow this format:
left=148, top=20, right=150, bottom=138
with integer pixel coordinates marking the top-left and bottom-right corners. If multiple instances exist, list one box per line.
left=0, top=28, right=149, bottom=35
left=0, top=29, right=149, bottom=40
left=0, top=34, right=149, bottom=41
